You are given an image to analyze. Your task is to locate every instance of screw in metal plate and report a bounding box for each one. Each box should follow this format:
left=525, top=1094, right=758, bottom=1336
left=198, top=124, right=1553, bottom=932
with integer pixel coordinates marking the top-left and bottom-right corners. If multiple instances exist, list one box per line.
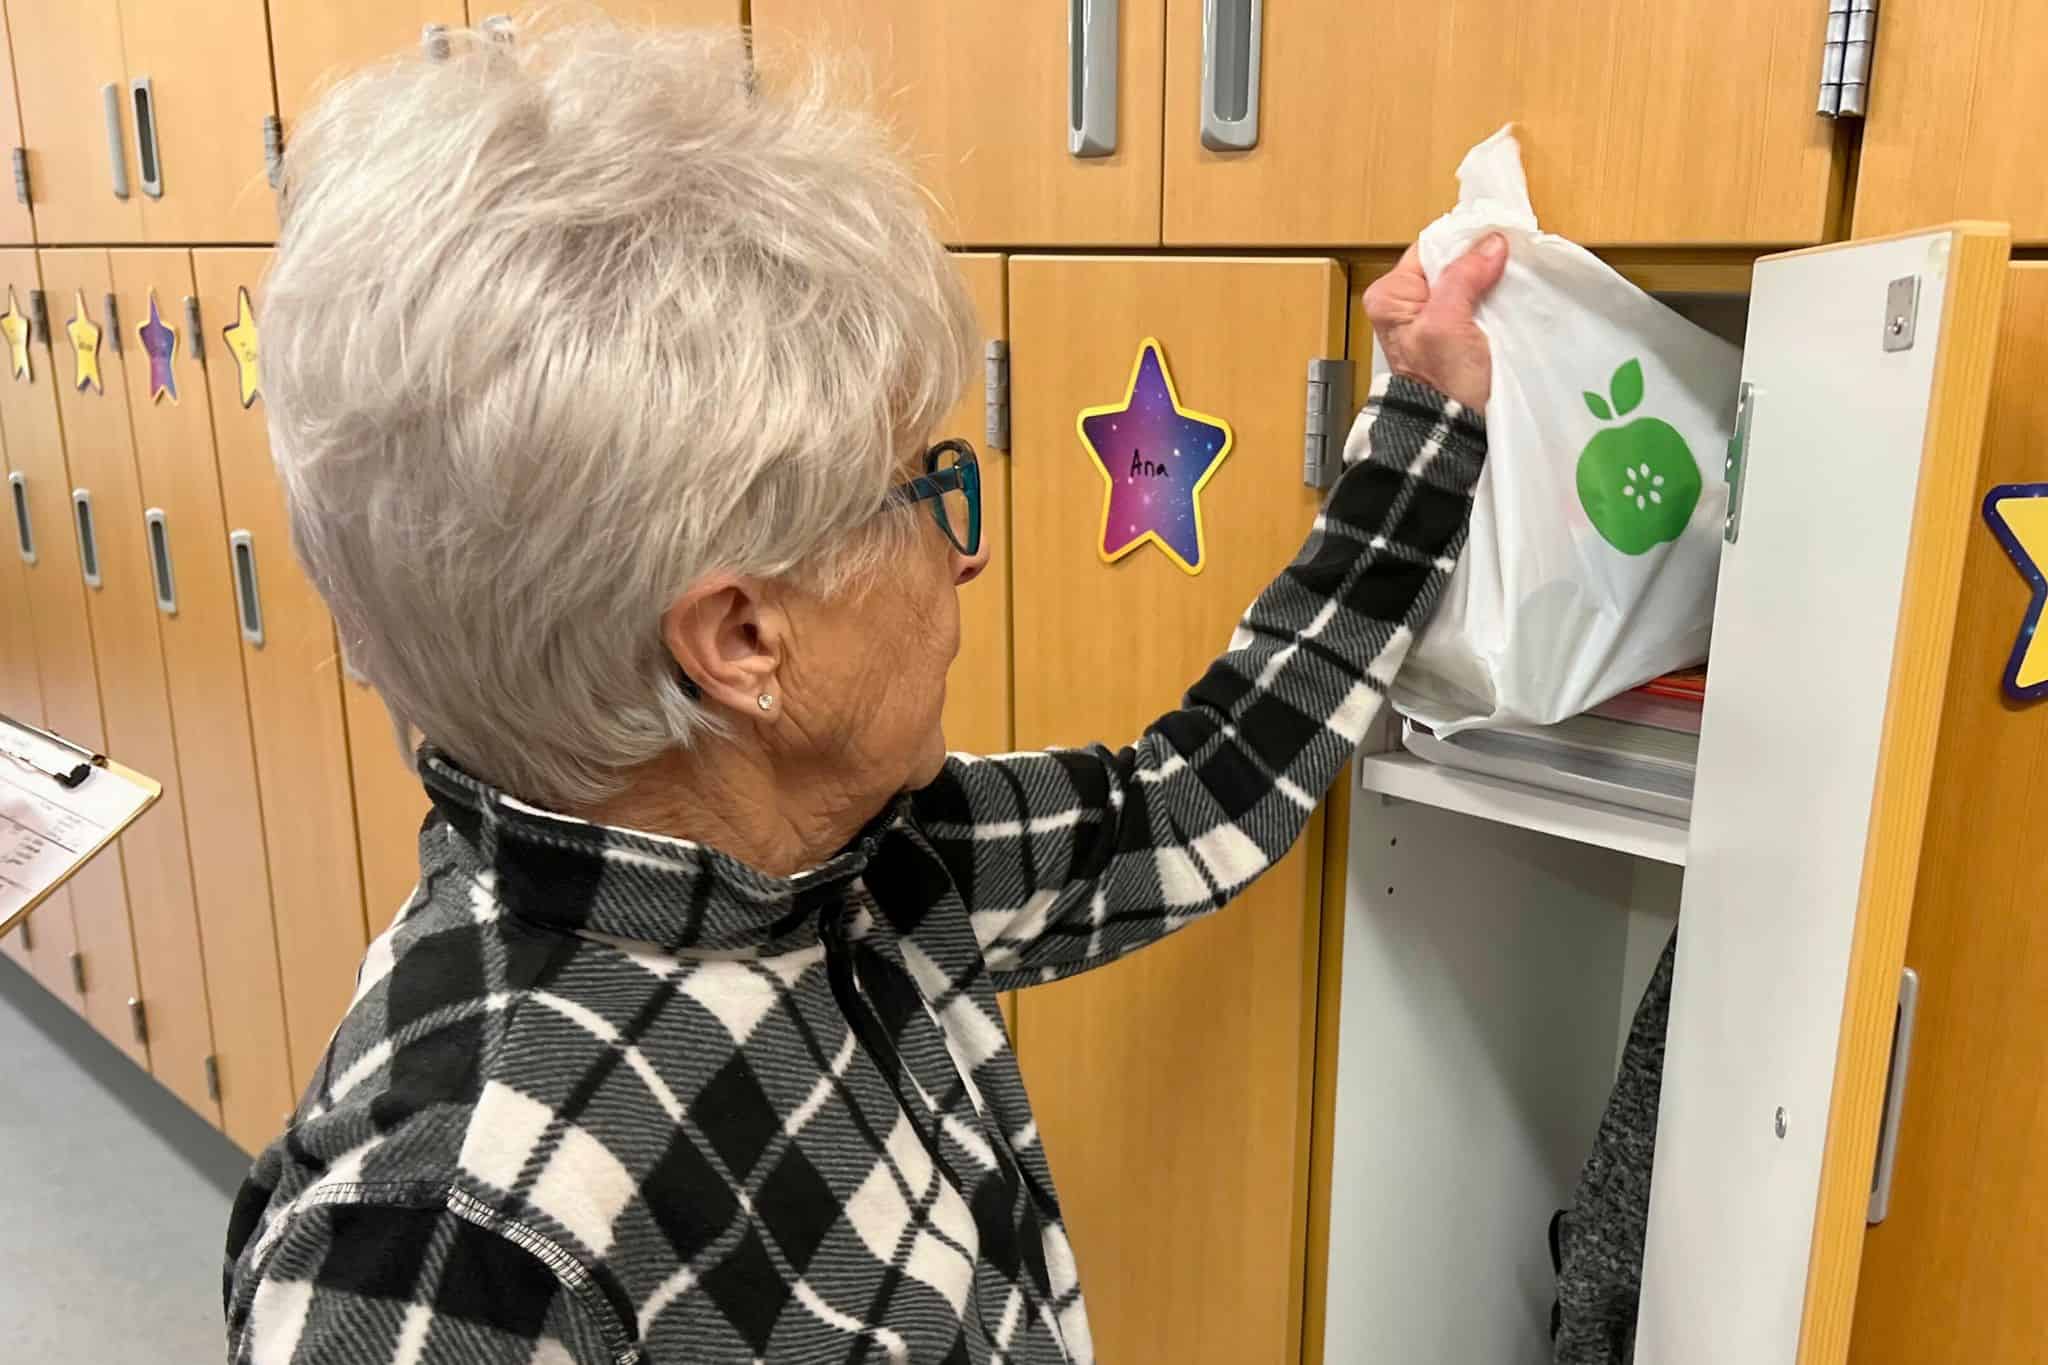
left=1775, top=1106, right=1788, bottom=1139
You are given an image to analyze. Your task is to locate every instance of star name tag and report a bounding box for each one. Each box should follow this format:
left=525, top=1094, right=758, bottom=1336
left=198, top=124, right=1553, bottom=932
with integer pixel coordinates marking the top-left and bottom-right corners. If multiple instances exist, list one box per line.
left=222, top=286, right=260, bottom=408
left=66, top=290, right=103, bottom=394
left=138, top=288, right=178, bottom=405
left=1984, top=482, right=2048, bottom=702
left=1076, top=339, right=1233, bottom=576
left=0, top=287, right=30, bottom=383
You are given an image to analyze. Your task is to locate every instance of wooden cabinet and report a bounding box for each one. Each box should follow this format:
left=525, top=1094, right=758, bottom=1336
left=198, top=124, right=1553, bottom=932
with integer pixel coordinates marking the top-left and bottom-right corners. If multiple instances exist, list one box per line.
left=34, top=250, right=167, bottom=1072
left=102, top=247, right=288, bottom=1147
left=575, top=0, right=744, bottom=22
left=1161, top=0, right=1839, bottom=246
left=0, top=253, right=99, bottom=1015
left=1008, top=255, right=1345, bottom=1364
left=1844, top=263, right=2048, bottom=1363
left=1317, top=225, right=2029, bottom=1365
left=6, top=0, right=143, bottom=243
left=270, top=0, right=464, bottom=130
left=1851, top=2, right=2048, bottom=243
left=940, top=254, right=1010, bottom=759
left=195, top=247, right=369, bottom=1108
left=112, top=0, right=278, bottom=242
left=342, top=677, right=430, bottom=935
left=0, top=6, right=34, bottom=245
left=751, top=1, right=1166, bottom=246
left=7, top=0, right=275, bottom=244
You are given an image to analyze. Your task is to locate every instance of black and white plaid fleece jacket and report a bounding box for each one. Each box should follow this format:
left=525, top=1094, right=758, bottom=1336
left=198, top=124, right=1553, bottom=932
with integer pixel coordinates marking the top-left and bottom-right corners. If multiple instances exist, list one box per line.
left=223, top=376, right=1484, bottom=1365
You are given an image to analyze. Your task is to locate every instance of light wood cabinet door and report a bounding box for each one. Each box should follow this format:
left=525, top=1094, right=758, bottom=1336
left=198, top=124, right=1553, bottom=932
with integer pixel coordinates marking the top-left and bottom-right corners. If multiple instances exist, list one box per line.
left=106, top=248, right=285, bottom=1146
left=342, top=677, right=429, bottom=936
left=572, top=0, right=743, bottom=22
left=116, top=0, right=277, bottom=241
left=7, top=0, right=144, bottom=243
left=0, top=431, right=43, bottom=975
left=1007, top=255, right=1345, bottom=1365
left=1638, top=226, right=2010, bottom=1363
left=1845, top=263, right=2048, bottom=1362
left=1161, top=0, right=1838, bottom=246
left=271, top=0, right=464, bottom=131
left=751, top=1, right=1166, bottom=246
left=0, top=252, right=98, bottom=1012
left=939, top=254, right=1010, bottom=759
left=0, top=5, right=34, bottom=245
left=39, top=249, right=171, bottom=1072
left=1851, top=2, right=2048, bottom=243
left=196, top=247, right=372, bottom=1107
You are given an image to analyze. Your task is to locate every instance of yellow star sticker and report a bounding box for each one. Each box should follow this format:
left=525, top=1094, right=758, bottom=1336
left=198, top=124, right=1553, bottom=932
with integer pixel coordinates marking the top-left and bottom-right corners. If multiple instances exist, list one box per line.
left=0, top=287, right=30, bottom=383
left=1985, top=483, right=2048, bottom=701
left=221, top=285, right=260, bottom=408
left=65, top=290, right=102, bottom=394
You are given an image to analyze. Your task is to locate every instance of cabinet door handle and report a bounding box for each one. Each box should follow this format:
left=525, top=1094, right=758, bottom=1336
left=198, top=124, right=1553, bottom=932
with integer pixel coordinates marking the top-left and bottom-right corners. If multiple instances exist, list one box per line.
left=101, top=83, right=130, bottom=200
left=1867, top=966, right=1921, bottom=1225
left=1200, top=0, right=1262, bottom=151
left=145, top=507, right=176, bottom=615
left=230, top=530, right=264, bottom=647
left=129, top=76, right=162, bottom=200
left=72, top=489, right=101, bottom=588
left=1067, top=0, right=1119, bottom=157
left=9, top=471, right=32, bottom=565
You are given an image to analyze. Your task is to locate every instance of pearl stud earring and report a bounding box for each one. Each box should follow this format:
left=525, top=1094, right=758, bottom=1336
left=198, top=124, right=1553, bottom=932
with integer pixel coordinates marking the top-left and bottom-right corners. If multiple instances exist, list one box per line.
left=756, top=693, right=775, bottom=712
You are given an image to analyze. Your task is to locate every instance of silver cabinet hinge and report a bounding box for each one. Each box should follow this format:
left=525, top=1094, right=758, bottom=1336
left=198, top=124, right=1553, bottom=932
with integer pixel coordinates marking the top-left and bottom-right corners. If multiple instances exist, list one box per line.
left=1724, top=381, right=1757, bottom=544
left=983, top=340, right=1010, bottom=453
left=128, top=996, right=147, bottom=1045
left=1304, top=358, right=1351, bottom=489
left=68, top=950, right=85, bottom=995
left=263, top=115, right=284, bottom=191
left=1819, top=0, right=1880, bottom=118
left=11, top=147, right=27, bottom=206
left=184, top=296, right=205, bottom=365
left=204, top=1054, right=221, bottom=1102
left=1883, top=274, right=1919, bottom=351
left=27, top=289, right=48, bottom=346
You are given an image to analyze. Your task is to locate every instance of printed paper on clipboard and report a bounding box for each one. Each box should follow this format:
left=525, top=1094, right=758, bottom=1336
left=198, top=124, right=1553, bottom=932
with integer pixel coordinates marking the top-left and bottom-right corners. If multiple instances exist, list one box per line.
left=0, top=713, right=160, bottom=935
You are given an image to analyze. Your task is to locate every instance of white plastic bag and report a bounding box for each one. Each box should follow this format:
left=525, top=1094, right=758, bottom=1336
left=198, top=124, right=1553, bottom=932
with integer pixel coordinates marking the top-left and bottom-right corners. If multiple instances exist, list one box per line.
left=1376, top=126, right=1740, bottom=734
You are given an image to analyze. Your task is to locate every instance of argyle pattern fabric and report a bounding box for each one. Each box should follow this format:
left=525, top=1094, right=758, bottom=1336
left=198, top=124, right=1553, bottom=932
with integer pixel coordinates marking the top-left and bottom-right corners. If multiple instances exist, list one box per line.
left=223, top=376, right=1485, bottom=1364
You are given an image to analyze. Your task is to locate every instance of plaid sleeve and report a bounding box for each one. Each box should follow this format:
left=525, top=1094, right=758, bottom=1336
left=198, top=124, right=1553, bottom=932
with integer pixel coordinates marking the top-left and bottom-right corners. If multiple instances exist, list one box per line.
left=230, top=1201, right=621, bottom=1365
left=913, top=375, right=1485, bottom=986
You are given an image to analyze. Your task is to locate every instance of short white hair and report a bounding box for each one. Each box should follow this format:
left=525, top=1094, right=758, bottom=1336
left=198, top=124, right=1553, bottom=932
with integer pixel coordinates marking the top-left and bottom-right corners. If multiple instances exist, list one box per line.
left=266, top=17, right=976, bottom=810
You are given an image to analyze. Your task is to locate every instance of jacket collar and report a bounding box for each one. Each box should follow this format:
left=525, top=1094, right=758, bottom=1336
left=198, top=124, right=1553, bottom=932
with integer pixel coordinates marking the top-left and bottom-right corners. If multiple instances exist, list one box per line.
left=419, top=748, right=903, bottom=956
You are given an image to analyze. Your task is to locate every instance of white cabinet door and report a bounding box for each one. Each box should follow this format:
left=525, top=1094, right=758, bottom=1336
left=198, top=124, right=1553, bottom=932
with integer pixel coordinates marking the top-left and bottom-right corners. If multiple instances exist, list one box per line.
left=1639, top=226, right=2010, bottom=1363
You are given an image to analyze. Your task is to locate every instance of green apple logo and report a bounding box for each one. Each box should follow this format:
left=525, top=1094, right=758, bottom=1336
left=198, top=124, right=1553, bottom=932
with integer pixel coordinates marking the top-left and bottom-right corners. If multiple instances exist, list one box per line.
left=1576, top=358, right=1702, bottom=555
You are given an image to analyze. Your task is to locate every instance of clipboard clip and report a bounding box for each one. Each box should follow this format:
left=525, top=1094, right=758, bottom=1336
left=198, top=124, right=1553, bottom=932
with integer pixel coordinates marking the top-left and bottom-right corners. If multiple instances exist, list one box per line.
left=0, top=711, right=99, bottom=789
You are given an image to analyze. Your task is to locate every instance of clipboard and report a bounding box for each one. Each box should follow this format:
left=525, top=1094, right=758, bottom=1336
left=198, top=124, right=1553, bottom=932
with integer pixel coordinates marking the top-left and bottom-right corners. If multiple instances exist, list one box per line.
left=0, top=712, right=161, bottom=936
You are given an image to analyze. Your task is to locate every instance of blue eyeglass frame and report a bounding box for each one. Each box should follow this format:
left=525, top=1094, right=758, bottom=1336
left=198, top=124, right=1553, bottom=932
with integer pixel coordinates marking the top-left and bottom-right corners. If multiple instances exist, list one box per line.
left=891, top=438, right=982, bottom=557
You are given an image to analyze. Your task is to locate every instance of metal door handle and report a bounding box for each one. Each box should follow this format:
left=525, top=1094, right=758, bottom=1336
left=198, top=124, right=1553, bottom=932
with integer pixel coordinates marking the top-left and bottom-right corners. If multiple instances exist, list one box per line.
left=101, top=83, right=129, bottom=199
left=231, top=530, right=264, bottom=647
left=72, top=489, right=101, bottom=588
left=1068, top=0, right=1119, bottom=157
left=130, top=76, right=162, bottom=199
left=145, top=507, right=176, bottom=615
left=1868, top=966, right=1920, bottom=1224
left=9, top=471, right=32, bottom=564
left=1200, top=0, right=1262, bottom=151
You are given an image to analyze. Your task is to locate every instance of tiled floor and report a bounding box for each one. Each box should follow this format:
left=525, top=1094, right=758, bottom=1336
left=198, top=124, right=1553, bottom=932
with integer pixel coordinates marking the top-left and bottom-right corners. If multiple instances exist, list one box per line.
left=0, top=956, right=250, bottom=1363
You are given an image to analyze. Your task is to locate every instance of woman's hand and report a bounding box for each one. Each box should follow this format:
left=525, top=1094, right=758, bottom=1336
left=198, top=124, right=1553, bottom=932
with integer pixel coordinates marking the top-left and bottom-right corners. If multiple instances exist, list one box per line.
left=1364, top=233, right=1508, bottom=412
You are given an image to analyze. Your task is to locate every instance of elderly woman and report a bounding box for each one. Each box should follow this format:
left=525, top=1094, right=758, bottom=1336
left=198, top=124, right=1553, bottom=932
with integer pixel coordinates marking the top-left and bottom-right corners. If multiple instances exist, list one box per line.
left=224, top=20, right=1503, bottom=1365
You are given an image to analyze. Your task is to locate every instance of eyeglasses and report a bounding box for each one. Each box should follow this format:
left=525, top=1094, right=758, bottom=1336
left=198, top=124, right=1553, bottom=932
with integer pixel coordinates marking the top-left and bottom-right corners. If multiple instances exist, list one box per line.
left=890, top=438, right=982, bottom=557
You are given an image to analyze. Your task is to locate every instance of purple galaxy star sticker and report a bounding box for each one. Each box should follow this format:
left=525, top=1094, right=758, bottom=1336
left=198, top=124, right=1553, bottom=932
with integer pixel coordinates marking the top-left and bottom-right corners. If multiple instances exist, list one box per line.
left=138, top=290, right=178, bottom=404
left=1076, top=339, right=1233, bottom=575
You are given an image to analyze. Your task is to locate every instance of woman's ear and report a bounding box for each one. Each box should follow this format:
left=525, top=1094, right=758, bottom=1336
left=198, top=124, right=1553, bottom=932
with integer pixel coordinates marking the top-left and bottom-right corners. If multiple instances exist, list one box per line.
left=661, top=576, right=786, bottom=720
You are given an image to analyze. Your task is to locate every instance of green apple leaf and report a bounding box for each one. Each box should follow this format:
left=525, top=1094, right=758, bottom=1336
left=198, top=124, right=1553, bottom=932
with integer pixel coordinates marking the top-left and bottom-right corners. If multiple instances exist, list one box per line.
left=1584, top=391, right=1613, bottom=421
left=1611, top=358, right=1644, bottom=416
